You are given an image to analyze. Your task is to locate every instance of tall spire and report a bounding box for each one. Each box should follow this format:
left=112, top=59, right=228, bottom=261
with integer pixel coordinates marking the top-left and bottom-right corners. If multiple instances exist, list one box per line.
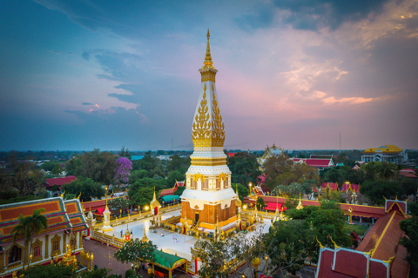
left=202, top=29, right=214, bottom=69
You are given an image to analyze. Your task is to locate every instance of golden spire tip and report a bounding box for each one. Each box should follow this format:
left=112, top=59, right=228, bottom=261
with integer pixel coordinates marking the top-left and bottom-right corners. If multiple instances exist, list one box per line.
left=207, top=29, right=210, bottom=38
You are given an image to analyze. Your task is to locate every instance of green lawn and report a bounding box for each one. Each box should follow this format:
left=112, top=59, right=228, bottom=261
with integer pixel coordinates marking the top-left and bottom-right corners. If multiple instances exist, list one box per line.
left=344, top=222, right=369, bottom=236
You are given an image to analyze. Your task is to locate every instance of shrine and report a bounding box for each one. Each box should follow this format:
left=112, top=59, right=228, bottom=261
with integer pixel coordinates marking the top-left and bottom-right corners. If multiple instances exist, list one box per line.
left=180, top=30, right=238, bottom=231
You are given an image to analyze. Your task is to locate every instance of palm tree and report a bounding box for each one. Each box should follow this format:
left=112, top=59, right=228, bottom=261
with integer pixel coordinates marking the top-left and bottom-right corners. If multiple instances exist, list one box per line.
left=11, top=208, right=48, bottom=269
left=377, top=162, right=397, bottom=181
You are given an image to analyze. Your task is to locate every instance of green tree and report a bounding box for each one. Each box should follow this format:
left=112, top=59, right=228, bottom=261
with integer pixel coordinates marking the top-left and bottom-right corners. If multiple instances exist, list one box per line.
left=409, top=203, right=418, bottom=217
left=400, top=178, right=418, bottom=196
left=264, top=153, right=318, bottom=189
left=227, top=152, right=262, bottom=187
left=119, top=145, right=132, bottom=160
left=361, top=161, right=379, bottom=181
left=61, top=177, right=104, bottom=202
left=65, top=193, right=76, bottom=200
left=12, top=162, right=45, bottom=197
left=264, top=220, right=316, bottom=276
left=51, top=163, right=63, bottom=177
left=360, top=180, right=403, bottom=205
left=65, top=156, right=81, bottom=176
left=192, top=238, right=234, bottom=278
left=114, top=239, right=156, bottom=275
left=40, top=161, right=58, bottom=172
left=19, top=261, right=76, bottom=278
left=231, top=183, right=249, bottom=202
left=399, top=217, right=418, bottom=266
left=129, top=186, right=154, bottom=207
left=256, top=197, right=266, bottom=210
left=377, top=162, right=397, bottom=181
left=308, top=201, right=351, bottom=247
left=167, top=155, right=190, bottom=174
left=70, top=149, right=118, bottom=185
left=135, top=152, right=158, bottom=172
left=129, top=170, right=149, bottom=183
left=11, top=208, right=48, bottom=269
left=108, top=197, right=130, bottom=214
left=166, top=171, right=185, bottom=188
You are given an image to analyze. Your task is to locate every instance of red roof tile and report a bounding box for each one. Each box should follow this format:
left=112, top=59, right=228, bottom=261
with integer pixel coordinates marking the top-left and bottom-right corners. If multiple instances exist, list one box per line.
left=160, top=188, right=176, bottom=197
left=45, top=176, right=77, bottom=188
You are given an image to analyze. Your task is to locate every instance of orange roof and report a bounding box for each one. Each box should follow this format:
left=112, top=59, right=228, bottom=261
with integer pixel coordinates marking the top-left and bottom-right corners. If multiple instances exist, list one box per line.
left=0, top=197, right=71, bottom=246
left=159, top=188, right=176, bottom=197
left=65, top=199, right=88, bottom=233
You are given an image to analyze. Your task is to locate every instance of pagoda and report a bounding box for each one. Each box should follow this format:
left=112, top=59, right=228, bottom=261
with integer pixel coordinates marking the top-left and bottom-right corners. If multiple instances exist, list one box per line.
left=180, top=30, right=238, bottom=231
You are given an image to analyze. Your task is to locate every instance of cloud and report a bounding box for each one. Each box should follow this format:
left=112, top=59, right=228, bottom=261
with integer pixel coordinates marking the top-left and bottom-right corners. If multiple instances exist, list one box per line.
left=322, top=96, right=374, bottom=104
left=82, top=102, right=92, bottom=105
left=272, top=0, right=390, bottom=31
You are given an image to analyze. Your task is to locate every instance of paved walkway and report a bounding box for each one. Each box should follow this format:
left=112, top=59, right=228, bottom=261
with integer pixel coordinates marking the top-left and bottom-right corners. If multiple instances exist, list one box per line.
left=81, top=239, right=192, bottom=278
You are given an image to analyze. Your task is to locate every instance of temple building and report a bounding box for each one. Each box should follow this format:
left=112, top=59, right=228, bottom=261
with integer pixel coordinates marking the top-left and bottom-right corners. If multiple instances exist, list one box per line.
left=0, top=197, right=88, bottom=276
left=180, top=31, right=238, bottom=231
left=361, top=145, right=408, bottom=163
left=257, top=144, right=282, bottom=170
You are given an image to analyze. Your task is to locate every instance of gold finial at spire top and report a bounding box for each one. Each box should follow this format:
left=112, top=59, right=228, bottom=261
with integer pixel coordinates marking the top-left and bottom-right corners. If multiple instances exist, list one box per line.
left=202, top=29, right=214, bottom=69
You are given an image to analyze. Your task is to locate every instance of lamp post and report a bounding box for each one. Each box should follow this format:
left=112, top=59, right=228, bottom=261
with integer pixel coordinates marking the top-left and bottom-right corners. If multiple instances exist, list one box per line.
left=90, top=253, right=94, bottom=271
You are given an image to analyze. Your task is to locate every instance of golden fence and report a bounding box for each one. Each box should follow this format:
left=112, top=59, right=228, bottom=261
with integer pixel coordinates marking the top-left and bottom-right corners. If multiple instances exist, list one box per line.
left=94, top=204, right=182, bottom=230
left=90, top=230, right=126, bottom=248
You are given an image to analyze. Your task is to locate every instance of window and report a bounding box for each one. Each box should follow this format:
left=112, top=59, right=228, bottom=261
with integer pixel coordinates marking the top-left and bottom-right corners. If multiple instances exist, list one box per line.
left=33, top=246, right=40, bottom=257
left=203, top=178, right=208, bottom=190
left=8, top=245, right=22, bottom=264
left=52, top=241, right=59, bottom=252
left=216, top=178, right=220, bottom=190
left=32, top=239, right=43, bottom=262
left=51, top=234, right=61, bottom=256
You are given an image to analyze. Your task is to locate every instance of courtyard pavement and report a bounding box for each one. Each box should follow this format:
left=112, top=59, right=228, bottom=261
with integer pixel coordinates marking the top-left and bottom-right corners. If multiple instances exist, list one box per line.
left=81, top=239, right=193, bottom=278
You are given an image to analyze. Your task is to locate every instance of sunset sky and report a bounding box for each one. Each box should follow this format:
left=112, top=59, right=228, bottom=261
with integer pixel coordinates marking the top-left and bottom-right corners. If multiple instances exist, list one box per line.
left=1, top=0, right=417, bottom=151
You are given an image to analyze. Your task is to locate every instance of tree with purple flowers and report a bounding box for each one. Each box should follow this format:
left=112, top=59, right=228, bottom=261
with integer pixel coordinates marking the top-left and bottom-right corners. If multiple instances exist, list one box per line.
left=114, top=157, right=132, bottom=186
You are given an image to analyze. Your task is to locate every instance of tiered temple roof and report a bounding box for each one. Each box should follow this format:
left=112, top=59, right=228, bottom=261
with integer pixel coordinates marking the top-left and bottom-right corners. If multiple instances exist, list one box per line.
left=315, top=199, right=409, bottom=278
left=64, top=199, right=89, bottom=234
left=0, top=197, right=72, bottom=246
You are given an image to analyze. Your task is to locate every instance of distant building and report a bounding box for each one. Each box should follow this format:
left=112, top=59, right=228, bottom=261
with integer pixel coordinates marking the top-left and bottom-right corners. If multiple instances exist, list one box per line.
left=258, top=145, right=334, bottom=171
left=45, top=176, right=77, bottom=190
left=257, top=144, right=282, bottom=170
left=156, top=155, right=171, bottom=161
left=361, top=145, right=408, bottom=163
left=293, top=157, right=334, bottom=170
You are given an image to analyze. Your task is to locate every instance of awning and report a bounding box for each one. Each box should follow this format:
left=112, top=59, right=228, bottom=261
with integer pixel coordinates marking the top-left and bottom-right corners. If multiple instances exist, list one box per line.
left=159, top=195, right=181, bottom=203
left=152, top=249, right=187, bottom=270
left=264, top=203, right=282, bottom=211
left=96, top=208, right=105, bottom=214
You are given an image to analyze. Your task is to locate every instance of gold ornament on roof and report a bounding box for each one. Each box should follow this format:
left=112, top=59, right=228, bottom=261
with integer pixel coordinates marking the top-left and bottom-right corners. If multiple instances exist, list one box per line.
left=150, top=187, right=161, bottom=208
left=211, top=88, right=225, bottom=145
left=235, top=189, right=242, bottom=207
left=192, top=31, right=226, bottom=148
left=202, top=29, right=214, bottom=70
left=141, top=229, right=149, bottom=243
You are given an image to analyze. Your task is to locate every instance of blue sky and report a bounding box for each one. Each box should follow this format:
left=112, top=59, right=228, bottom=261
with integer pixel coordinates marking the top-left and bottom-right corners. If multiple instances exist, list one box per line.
left=1, top=0, right=417, bottom=151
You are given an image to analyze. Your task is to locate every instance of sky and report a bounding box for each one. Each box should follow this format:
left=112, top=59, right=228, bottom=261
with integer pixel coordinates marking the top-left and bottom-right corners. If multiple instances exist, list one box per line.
left=1, top=0, right=417, bottom=151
